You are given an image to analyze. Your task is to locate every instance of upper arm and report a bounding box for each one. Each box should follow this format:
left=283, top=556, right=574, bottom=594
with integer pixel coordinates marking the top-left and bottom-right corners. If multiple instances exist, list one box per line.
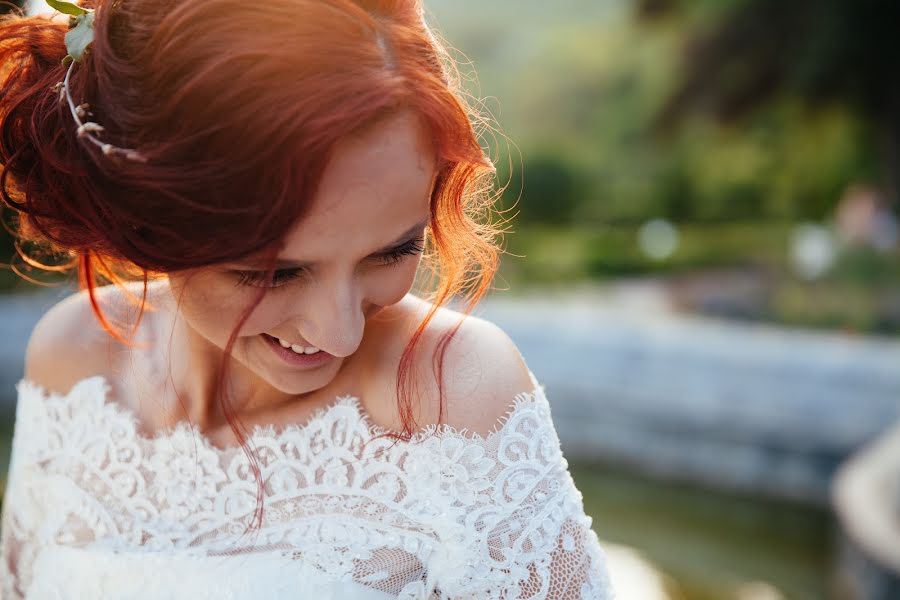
left=416, top=311, right=537, bottom=437
left=422, top=316, right=617, bottom=598
left=3, top=291, right=104, bottom=600
left=404, top=309, right=534, bottom=436
left=445, top=324, right=617, bottom=598
left=5, top=291, right=104, bottom=600
left=23, top=287, right=119, bottom=395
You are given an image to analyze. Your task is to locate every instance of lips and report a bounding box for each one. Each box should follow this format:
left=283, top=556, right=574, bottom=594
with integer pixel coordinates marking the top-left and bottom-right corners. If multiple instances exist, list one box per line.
left=262, top=333, right=335, bottom=368
left=269, top=334, right=321, bottom=355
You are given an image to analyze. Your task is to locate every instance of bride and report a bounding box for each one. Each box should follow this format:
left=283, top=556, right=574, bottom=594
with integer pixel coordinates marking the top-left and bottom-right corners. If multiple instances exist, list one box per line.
left=0, top=0, right=616, bottom=598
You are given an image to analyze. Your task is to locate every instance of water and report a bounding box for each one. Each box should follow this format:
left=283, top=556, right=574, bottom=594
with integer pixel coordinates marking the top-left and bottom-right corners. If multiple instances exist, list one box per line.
left=573, top=462, right=836, bottom=600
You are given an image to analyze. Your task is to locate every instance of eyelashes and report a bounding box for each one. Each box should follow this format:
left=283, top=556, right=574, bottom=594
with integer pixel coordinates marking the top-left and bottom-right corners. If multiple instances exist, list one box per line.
left=378, top=235, right=426, bottom=266
left=232, top=235, right=426, bottom=288
left=233, top=269, right=303, bottom=288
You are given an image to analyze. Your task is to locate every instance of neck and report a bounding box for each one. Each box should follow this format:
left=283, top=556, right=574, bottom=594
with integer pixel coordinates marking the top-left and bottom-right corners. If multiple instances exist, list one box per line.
left=150, top=283, right=297, bottom=431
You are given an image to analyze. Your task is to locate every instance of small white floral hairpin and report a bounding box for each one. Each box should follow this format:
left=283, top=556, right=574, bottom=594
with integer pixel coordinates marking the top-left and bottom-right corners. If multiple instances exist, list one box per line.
left=48, top=0, right=148, bottom=162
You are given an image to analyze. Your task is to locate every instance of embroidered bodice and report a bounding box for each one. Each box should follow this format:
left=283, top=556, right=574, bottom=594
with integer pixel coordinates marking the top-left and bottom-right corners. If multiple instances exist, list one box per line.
left=0, top=370, right=615, bottom=599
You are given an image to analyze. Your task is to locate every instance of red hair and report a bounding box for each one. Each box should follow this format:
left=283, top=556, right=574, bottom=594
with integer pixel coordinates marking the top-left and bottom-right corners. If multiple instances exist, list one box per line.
left=0, top=0, right=509, bottom=538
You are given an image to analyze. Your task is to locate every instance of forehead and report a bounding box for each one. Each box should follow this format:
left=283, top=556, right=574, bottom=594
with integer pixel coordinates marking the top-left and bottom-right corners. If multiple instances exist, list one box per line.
left=253, top=110, right=437, bottom=265
left=306, top=110, right=436, bottom=226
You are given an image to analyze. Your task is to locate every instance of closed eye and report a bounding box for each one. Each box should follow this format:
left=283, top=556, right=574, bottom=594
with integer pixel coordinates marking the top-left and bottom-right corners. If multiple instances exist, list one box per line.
left=233, top=268, right=305, bottom=288
left=374, top=235, right=426, bottom=266
left=231, top=235, right=426, bottom=288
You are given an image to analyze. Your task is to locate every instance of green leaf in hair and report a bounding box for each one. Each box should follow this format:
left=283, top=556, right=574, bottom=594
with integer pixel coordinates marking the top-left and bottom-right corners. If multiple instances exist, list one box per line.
left=46, top=0, right=87, bottom=16
left=63, top=11, right=94, bottom=63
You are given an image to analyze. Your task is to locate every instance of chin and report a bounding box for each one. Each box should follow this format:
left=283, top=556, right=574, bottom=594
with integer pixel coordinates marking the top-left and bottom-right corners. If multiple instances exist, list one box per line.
left=238, top=334, right=342, bottom=395
left=271, top=357, right=343, bottom=394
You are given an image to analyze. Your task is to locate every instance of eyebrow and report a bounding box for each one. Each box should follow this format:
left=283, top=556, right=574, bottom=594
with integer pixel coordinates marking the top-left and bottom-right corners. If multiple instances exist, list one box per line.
left=232, top=217, right=430, bottom=270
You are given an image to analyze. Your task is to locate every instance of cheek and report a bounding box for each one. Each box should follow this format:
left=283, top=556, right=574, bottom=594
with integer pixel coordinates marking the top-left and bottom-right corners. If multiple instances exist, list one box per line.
left=366, top=259, right=422, bottom=306
left=169, top=273, right=254, bottom=343
left=172, top=260, right=423, bottom=340
left=229, top=262, right=420, bottom=336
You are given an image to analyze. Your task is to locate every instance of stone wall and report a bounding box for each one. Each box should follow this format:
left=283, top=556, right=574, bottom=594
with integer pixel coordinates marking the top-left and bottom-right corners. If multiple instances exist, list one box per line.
left=478, top=290, right=900, bottom=506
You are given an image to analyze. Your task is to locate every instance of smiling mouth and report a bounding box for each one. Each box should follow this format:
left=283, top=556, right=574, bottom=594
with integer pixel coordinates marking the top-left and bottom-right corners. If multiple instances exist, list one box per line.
left=267, top=334, right=323, bottom=355
left=262, top=333, right=336, bottom=368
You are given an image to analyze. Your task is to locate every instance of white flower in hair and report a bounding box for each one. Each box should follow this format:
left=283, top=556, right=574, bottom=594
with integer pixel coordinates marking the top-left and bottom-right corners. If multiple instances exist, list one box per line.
left=76, top=122, right=104, bottom=137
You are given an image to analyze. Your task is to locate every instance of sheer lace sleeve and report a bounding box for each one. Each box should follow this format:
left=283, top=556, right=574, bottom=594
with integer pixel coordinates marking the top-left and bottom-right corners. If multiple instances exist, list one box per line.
left=0, top=388, right=41, bottom=600
left=421, top=379, right=616, bottom=599
left=0, top=475, right=25, bottom=599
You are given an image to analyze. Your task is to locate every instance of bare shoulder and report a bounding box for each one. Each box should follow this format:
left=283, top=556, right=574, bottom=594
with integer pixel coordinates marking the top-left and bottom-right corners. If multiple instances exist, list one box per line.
left=23, top=281, right=157, bottom=396
left=369, top=294, right=538, bottom=436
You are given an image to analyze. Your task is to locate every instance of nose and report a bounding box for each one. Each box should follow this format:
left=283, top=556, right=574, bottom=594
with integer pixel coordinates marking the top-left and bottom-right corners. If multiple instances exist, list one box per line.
left=293, top=277, right=365, bottom=358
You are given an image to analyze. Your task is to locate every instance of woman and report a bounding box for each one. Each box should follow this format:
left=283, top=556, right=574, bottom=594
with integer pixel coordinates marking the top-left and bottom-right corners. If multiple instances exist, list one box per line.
left=0, top=0, right=616, bottom=598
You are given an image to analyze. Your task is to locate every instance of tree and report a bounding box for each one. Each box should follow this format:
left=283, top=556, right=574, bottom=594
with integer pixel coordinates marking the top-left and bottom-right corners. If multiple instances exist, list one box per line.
left=646, top=0, right=900, bottom=208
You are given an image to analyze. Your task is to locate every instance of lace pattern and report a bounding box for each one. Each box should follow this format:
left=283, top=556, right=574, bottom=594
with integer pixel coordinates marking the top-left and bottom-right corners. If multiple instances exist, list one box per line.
left=0, top=372, right=615, bottom=599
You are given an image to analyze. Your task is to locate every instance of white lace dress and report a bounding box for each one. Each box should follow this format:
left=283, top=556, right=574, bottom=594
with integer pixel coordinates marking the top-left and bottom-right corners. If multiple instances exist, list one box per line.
left=0, top=369, right=615, bottom=599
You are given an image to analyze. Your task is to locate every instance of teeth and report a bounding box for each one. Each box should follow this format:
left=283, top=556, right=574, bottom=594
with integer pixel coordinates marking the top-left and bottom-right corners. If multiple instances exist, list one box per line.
left=273, top=336, right=320, bottom=355
left=291, top=343, right=318, bottom=355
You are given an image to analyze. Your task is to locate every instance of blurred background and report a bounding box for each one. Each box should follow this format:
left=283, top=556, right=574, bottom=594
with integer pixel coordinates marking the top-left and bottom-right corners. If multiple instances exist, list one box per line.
left=2, top=0, right=900, bottom=598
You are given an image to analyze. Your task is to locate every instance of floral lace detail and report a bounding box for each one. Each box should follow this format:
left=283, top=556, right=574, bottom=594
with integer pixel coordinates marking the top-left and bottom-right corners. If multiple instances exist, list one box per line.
left=0, top=372, right=615, bottom=599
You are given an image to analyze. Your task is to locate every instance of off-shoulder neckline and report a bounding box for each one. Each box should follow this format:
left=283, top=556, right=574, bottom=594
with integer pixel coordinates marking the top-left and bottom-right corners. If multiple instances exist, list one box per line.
left=15, top=370, right=547, bottom=453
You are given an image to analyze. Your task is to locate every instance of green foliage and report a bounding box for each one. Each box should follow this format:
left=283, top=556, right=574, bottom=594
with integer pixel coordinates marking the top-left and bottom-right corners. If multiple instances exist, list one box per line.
left=499, top=222, right=790, bottom=285
left=497, top=221, right=900, bottom=333
left=428, top=0, right=894, bottom=327
left=45, top=0, right=87, bottom=16
left=429, top=0, right=884, bottom=229
left=45, top=0, right=94, bottom=63
left=63, top=11, right=94, bottom=63
left=508, top=155, right=585, bottom=224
